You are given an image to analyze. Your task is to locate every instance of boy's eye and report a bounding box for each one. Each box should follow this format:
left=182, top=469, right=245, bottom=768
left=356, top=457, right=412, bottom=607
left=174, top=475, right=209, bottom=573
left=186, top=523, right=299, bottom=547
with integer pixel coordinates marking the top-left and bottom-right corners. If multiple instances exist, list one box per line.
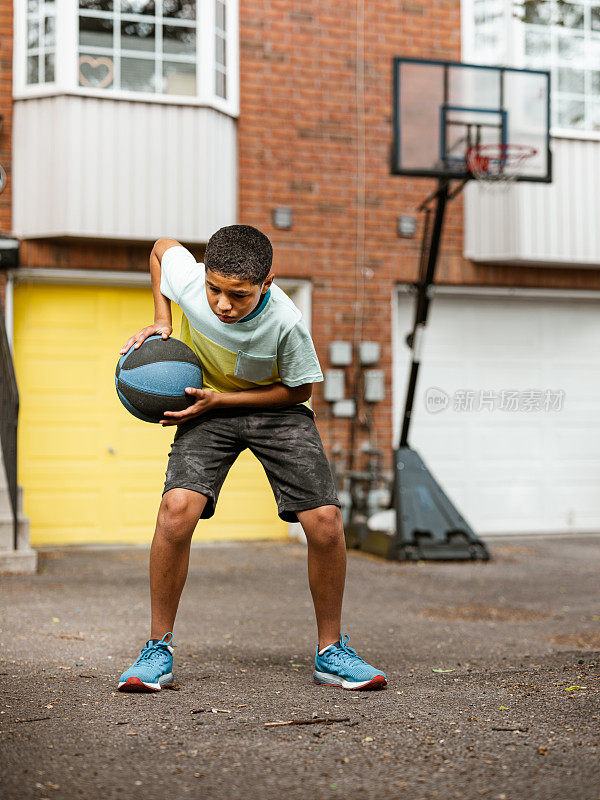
left=208, top=285, right=246, bottom=300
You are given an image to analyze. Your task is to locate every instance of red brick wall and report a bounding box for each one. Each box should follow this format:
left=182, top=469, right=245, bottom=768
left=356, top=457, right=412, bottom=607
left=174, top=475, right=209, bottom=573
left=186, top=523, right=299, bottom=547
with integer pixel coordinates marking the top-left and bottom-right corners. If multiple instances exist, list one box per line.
left=0, top=0, right=12, bottom=303
left=0, top=0, right=11, bottom=237
left=18, top=239, right=205, bottom=272
left=237, top=0, right=600, bottom=468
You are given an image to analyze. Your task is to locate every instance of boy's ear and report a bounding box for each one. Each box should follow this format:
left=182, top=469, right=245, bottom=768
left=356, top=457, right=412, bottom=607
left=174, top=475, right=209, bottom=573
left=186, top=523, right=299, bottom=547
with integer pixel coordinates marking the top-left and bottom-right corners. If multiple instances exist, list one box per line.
left=262, top=273, right=275, bottom=292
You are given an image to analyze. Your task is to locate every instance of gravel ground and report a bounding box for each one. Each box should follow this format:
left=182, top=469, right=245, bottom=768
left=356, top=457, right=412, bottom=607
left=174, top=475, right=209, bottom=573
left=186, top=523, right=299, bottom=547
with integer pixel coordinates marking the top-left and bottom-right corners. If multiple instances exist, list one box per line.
left=1, top=537, right=599, bottom=800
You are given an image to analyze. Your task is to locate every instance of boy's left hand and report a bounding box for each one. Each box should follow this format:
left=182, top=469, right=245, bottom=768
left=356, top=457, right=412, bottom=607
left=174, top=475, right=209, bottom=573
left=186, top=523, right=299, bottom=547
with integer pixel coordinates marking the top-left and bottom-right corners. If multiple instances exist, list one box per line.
left=160, top=388, right=221, bottom=425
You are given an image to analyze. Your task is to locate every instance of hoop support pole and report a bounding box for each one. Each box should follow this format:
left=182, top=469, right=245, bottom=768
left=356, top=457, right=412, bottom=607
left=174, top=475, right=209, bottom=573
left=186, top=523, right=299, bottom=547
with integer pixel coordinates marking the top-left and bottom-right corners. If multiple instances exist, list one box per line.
left=399, top=178, right=450, bottom=448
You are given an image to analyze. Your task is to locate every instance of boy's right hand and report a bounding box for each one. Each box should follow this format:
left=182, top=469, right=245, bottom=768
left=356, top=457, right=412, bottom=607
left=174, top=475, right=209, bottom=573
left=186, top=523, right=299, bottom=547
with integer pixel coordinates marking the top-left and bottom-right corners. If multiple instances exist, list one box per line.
left=119, top=322, right=172, bottom=354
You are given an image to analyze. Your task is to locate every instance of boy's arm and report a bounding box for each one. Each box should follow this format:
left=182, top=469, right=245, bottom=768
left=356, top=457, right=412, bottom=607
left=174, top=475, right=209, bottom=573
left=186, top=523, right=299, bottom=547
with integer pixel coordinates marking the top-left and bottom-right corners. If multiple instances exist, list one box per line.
left=160, top=383, right=312, bottom=425
left=119, top=238, right=181, bottom=354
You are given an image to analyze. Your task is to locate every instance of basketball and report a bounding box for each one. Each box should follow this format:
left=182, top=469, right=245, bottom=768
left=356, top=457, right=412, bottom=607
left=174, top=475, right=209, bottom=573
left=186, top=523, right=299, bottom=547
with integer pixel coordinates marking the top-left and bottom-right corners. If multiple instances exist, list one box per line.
left=115, top=335, right=203, bottom=423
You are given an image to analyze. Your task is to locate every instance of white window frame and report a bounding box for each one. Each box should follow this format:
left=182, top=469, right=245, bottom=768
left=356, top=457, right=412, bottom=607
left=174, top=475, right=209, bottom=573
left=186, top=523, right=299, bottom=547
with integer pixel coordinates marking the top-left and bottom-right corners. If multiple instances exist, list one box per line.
left=13, top=0, right=239, bottom=117
left=461, top=0, right=600, bottom=142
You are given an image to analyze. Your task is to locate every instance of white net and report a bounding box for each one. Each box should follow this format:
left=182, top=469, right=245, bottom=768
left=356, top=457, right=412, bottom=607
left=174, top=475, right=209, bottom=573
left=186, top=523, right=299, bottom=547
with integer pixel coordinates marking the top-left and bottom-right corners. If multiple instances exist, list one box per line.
left=466, top=144, right=537, bottom=190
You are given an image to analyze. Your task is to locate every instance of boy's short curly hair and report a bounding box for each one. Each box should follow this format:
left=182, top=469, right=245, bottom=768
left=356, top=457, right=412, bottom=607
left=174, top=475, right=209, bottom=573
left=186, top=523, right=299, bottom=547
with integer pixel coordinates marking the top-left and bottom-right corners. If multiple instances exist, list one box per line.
left=204, top=225, right=273, bottom=285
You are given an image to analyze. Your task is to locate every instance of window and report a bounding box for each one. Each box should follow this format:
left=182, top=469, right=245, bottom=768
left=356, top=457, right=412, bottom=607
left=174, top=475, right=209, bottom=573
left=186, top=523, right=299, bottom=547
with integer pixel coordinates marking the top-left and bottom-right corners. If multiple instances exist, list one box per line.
left=519, top=1, right=600, bottom=132
left=16, top=0, right=238, bottom=111
left=472, top=0, right=507, bottom=62
left=26, top=0, right=57, bottom=85
left=466, top=0, right=600, bottom=135
left=215, top=0, right=226, bottom=98
left=78, top=0, right=198, bottom=95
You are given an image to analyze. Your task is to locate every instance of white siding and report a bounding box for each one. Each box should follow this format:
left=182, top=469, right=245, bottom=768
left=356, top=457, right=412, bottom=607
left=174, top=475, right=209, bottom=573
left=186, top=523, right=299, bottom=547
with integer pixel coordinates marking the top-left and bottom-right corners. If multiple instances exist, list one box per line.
left=13, top=96, right=237, bottom=242
left=464, top=138, right=600, bottom=267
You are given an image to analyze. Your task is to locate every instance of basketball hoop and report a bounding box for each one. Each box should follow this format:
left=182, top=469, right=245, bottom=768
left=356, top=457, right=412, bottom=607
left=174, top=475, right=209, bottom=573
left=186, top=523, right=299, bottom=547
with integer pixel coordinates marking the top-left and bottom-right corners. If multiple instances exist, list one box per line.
left=466, top=143, right=537, bottom=189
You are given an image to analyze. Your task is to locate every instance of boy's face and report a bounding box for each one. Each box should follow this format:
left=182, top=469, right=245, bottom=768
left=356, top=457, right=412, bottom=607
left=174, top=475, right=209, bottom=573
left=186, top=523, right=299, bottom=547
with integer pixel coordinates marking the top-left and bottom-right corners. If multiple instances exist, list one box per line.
left=205, top=269, right=274, bottom=324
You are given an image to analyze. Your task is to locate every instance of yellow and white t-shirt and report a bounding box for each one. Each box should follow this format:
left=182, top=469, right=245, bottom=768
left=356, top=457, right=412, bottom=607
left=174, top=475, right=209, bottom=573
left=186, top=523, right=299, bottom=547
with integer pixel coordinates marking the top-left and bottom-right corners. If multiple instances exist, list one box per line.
left=160, top=246, right=323, bottom=397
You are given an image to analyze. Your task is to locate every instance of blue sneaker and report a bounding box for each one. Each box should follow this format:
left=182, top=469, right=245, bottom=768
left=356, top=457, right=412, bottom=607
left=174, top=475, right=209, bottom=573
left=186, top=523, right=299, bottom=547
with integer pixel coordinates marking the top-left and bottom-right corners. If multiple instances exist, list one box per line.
left=118, top=633, right=176, bottom=692
left=313, top=634, right=387, bottom=690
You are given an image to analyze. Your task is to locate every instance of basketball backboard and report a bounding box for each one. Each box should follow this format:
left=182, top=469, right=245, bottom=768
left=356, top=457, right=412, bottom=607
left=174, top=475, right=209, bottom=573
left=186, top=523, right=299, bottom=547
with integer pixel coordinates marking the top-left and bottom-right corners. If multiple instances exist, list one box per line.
left=392, top=58, right=551, bottom=182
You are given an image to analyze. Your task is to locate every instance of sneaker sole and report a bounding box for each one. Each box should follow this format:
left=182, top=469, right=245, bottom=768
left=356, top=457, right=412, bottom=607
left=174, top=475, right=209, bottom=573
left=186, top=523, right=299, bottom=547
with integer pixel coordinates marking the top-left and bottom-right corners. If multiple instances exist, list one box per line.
left=313, top=670, right=387, bottom=690
left=118, top=673, right=174, bottom=693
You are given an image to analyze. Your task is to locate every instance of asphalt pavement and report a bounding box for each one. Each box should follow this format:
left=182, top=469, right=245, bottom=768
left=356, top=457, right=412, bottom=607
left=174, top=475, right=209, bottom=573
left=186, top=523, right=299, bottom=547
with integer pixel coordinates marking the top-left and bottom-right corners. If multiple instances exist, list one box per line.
left=1, top=536, right=599, bottom=800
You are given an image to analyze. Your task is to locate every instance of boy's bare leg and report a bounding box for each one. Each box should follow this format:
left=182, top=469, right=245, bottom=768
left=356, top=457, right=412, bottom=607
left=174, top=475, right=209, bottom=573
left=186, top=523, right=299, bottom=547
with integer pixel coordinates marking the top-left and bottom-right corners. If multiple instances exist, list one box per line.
left=296, top=505, right=346, bottom=650
left=149, top=488, right=208, bottom=639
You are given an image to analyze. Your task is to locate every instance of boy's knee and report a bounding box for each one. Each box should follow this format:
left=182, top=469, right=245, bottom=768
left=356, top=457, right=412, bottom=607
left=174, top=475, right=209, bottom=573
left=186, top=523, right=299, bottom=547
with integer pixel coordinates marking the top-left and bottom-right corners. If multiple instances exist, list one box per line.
left=305, top=505, right=344, bottom=548
left=313, top=505, right=342, bottom=527
left=158, top=489, right=206, bottom=540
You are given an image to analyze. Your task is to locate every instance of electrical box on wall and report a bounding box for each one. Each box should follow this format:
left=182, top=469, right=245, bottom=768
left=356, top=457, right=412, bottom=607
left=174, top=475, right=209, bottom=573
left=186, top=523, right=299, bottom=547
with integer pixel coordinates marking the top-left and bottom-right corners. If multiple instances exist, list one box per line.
left=272, top=207, right=293, bottom=229
left=333, top=399, right=356, bottom=418
left=323, top=370, right=345, bottom=402
left=329, top=341, right=352, bottom=366
left=359, top=341, right=380, bottom=365
left=364, top=370, right=385, bottom=403
left=397, top=214, right=417, bottom=238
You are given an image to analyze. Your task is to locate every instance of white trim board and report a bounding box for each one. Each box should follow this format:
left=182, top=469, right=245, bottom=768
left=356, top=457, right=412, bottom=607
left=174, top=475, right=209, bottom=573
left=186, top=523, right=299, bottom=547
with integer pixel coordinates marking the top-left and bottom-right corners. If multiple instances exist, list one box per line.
left=10, top=268, right=152, bottom=287
left=396, top=284, right=600, bottom=301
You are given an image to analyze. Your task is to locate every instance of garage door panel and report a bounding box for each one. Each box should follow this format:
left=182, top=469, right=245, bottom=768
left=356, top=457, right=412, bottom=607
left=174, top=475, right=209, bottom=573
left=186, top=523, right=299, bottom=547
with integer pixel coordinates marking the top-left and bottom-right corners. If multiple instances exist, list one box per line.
left=115, top=422, right=174, bottom=453
left=119, top=491, right=162, bottom=527
left=25, top=400, right=101, bottom=420
left=21, top=423, right=101, bottom=460
left=467, top=360, right=544, bottom=388
left=217, top=490, right=279, bottom=525
left=551, top=366, right=599, bottom=408
left=428, top=302, right=543, bottom=354
left=556, top=484, right=600, bottom=521
left=468, top=464, right=546, bottom=484
left=26, top=489, right=101, bottom=528
left=17, top=287, right=101, bottom=331
left=477, top=483, right=545, bottom=527
left=474, top=423, right=544, bottom=459
left=23, top=466, right=107, bottom=490
left=395, top=292, right=600, bottom=535
left=415, top=364, right=464, bottom=395
left=112, top=461, right=167, bottom=481
left=545, top=308, right=600, bottom=347
left=407, top=425, right=468, bottom=460
left=14, top=283, right=287, bottom=546
left=20, top=357, right=99, bottom=395
left=554, top=425, right=600, bottom=459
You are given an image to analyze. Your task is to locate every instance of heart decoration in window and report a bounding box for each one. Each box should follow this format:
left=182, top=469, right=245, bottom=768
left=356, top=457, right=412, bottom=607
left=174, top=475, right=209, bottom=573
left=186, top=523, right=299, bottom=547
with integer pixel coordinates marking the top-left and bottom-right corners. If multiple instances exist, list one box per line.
left=78, top=56, right=114, bottom=89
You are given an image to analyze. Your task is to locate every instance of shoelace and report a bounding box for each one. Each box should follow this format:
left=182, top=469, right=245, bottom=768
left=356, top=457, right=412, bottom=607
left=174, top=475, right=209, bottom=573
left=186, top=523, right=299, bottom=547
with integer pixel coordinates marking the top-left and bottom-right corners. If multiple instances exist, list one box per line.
left=323, top=635, right=368, bottom=667
left=135, top=632, right=177, bottom=666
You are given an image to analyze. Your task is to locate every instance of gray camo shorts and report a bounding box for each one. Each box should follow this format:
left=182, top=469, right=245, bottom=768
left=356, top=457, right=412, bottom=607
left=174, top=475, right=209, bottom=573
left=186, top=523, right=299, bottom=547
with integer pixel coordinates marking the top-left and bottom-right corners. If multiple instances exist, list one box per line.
left=163, top=405, right=340, bottom=522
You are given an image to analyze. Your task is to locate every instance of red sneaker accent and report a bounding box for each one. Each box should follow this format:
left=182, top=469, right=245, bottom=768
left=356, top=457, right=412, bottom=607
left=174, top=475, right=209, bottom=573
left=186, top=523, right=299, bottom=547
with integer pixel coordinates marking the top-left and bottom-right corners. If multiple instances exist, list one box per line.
left=118, top=676, right=160, bottom=693
left=314, top=674, right=387, bottom=690
left=347, top=674, right=387, bottom=690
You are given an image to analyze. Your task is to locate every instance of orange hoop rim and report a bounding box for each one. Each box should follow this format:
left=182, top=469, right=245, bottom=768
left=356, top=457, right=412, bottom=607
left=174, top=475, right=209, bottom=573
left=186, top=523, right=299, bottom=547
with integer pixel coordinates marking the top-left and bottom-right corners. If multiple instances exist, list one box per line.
left=466, top=143, right=538, bottom=181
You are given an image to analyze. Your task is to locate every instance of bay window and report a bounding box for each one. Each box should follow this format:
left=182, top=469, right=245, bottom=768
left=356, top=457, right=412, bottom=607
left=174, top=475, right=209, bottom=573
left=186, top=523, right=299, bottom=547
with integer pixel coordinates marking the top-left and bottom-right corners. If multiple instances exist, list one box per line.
left=26, top=0, right=57, bottom=85
left=16, top=0, right=238, bottom=113
left=463, top=0, right=600, bottom=136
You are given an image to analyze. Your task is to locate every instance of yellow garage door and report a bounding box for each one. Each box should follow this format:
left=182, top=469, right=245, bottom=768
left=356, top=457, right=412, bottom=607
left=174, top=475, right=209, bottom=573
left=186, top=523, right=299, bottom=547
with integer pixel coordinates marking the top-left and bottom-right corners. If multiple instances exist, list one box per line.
left=13, top=282, right=287, bottom=546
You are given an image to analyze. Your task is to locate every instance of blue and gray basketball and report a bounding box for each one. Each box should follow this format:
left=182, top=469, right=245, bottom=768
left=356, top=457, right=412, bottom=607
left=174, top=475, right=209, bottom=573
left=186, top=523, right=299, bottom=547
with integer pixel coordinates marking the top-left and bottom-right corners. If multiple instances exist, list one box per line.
left=115, top=335, right=203, bottom=423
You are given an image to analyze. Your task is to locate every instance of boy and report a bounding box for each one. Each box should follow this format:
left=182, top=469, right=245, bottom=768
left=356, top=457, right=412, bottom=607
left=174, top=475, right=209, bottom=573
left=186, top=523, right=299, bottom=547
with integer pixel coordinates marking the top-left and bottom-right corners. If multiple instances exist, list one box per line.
left=117, top=225, right=387, bottom=692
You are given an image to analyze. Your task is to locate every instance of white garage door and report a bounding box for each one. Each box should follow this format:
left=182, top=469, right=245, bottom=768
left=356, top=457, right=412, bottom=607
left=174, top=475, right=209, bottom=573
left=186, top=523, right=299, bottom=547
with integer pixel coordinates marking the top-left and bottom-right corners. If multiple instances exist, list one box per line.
left=393, top=290, right=600, bottom=535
